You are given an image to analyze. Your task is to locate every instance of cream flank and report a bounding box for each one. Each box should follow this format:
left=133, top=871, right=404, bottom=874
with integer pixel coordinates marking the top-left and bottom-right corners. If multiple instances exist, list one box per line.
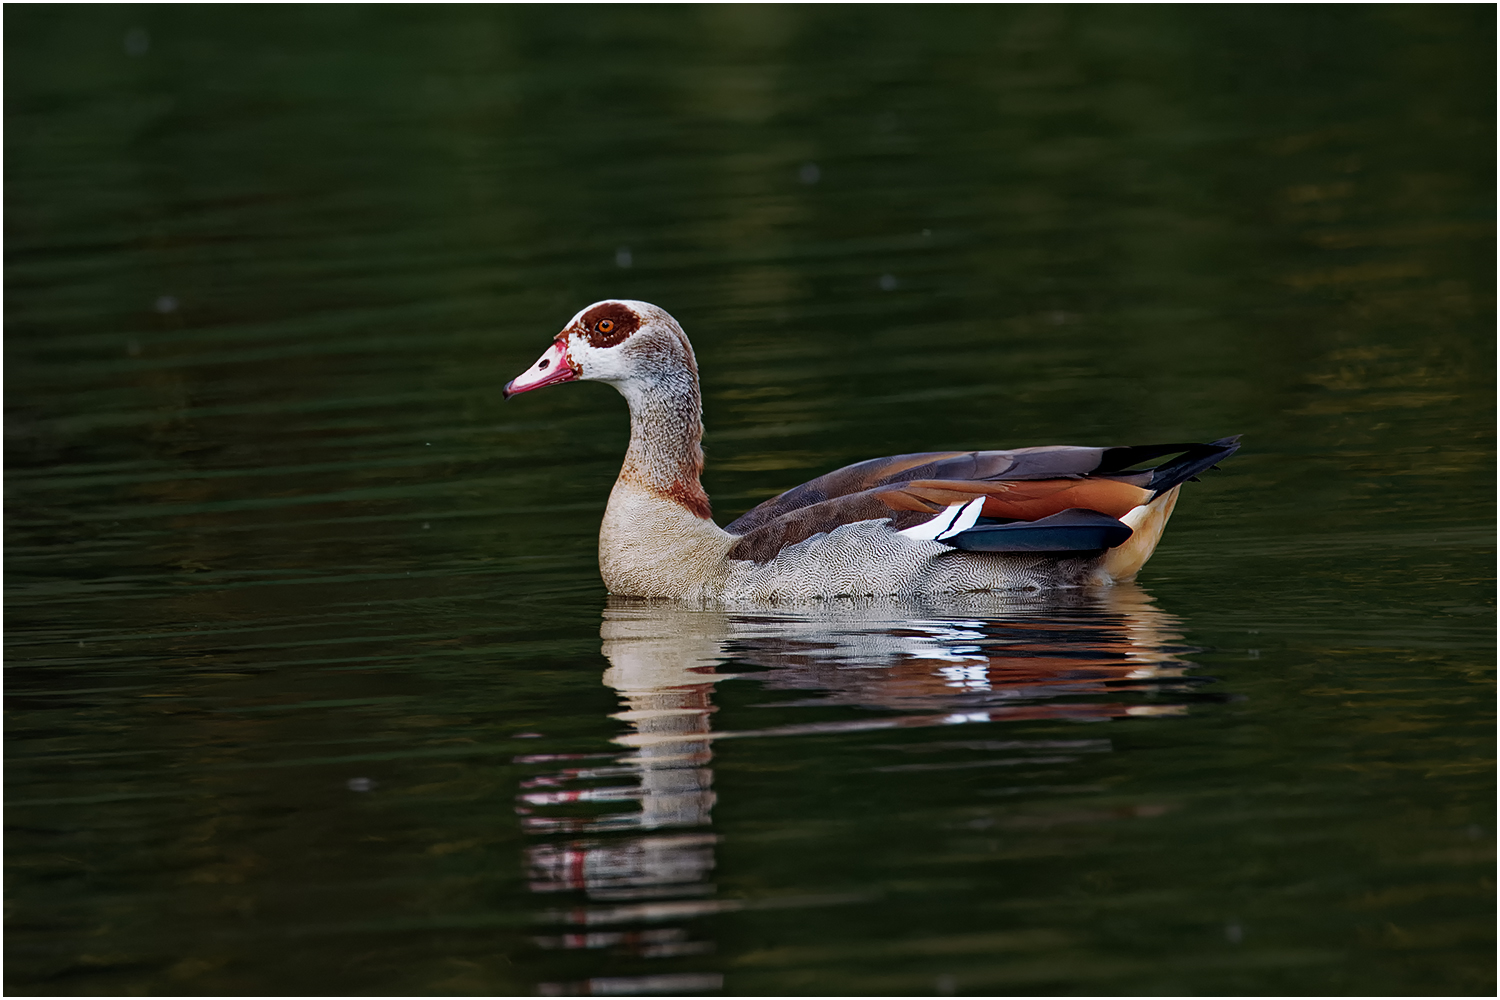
left=505, top=299, right=1230, bottom=601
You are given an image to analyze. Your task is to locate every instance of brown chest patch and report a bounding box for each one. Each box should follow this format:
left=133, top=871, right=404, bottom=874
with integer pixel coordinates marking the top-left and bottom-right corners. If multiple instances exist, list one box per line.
left=577, top=302, right=640, bottom=347
left=661, top=479, right=713, bottom=521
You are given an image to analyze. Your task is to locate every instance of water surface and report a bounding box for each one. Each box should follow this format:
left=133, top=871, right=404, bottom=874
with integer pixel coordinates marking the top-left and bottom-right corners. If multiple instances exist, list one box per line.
left=6, top=6, right=1494, bottom=996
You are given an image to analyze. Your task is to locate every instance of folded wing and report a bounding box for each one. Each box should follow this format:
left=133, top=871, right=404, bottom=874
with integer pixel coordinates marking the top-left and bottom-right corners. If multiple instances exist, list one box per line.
left=724, top=437, right=1239, bottom=565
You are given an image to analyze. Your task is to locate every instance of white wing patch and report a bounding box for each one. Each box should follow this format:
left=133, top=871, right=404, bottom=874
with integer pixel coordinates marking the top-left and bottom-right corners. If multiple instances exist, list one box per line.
left=897, top=497, right=987, bottom=542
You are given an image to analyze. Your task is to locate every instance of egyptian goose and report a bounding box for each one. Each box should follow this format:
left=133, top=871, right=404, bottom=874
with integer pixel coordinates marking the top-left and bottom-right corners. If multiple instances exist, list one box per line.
left=504, top=300, right=1239, bottom=601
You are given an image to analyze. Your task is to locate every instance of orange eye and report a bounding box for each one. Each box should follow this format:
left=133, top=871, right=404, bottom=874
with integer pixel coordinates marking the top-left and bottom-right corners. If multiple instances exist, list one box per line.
left=597, top=319, right=615, bottom=333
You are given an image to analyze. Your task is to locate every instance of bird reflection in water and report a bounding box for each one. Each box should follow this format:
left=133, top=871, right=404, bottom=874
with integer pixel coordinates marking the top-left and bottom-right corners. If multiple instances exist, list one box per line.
left=524, top=584, right=1208, bottom=995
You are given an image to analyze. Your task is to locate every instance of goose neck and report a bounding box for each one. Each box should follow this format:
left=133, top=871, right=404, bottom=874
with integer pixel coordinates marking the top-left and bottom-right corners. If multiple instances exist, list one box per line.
left=616, top=374, right=711, bottom=518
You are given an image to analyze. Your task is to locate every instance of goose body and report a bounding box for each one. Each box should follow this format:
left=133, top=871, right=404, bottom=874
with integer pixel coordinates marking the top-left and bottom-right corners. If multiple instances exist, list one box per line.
left=505, top=300, right=1239, bottom=601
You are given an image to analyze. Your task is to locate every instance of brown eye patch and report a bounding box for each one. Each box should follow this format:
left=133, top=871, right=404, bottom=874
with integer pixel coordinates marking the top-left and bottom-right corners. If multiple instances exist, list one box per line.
left=579, top=302, right=639, bottom=347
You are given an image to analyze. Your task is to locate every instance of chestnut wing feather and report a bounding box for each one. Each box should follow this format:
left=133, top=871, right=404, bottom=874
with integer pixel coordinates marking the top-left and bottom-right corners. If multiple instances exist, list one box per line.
left=723, top=446, right=1124, bottom=535
left=725, top=477, right=1151, bottom=565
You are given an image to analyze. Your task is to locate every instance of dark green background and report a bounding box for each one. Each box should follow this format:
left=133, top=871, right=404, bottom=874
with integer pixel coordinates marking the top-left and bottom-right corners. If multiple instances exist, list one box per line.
left=7, top=6, right=1493, bottom=995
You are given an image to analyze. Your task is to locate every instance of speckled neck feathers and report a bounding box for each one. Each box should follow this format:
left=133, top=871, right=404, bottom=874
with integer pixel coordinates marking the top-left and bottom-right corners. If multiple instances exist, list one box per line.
left=615, top=348, right=712, bottom=520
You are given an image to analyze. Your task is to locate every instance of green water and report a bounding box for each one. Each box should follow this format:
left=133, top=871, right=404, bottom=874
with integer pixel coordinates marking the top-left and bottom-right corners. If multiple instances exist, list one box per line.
left=6, top=6, right=1493, bottom=996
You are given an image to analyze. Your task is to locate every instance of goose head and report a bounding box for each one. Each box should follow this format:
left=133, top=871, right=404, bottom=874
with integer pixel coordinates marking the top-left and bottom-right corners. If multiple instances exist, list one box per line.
left=503, top=299, right=698, bottom=400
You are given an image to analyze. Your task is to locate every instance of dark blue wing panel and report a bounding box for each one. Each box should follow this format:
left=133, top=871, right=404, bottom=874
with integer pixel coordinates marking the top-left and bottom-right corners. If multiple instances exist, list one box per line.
left=942, top=508, right=1134, bottom=553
